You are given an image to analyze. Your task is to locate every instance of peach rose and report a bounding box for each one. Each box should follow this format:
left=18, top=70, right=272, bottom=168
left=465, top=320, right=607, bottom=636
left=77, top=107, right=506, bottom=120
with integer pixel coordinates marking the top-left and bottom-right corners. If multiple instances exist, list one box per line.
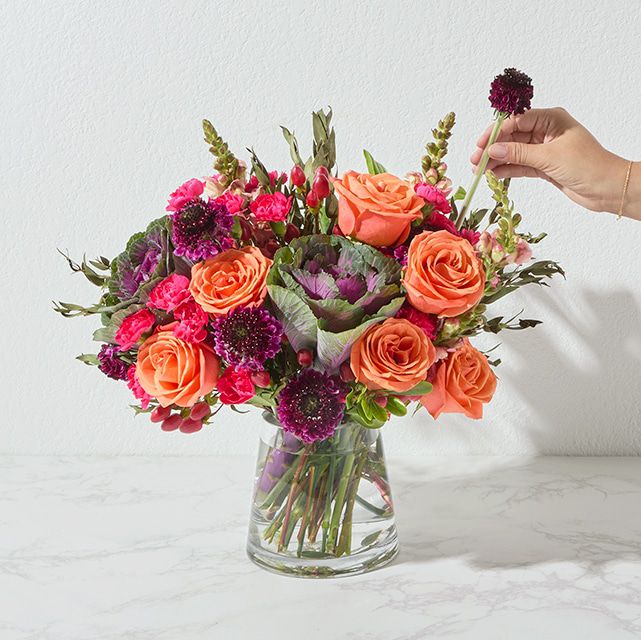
left=333, top=171, right=425, bottom=247
left=136, top=329, right=220, bottom=408
left=350, top=318, right=436, bottom=392
left=421, top=339, right=496, bottom=419
left=404, top=230, right=485, bottom=317
left=189, top=246, right=272, bottom=316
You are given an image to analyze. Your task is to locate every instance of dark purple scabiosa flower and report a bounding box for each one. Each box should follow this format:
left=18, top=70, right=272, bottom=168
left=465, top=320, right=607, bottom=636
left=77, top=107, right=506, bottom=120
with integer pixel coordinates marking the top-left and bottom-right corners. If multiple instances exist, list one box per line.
left=212, top=306, right=283, bottom=371
left=488, top=68, right=533, bottom=116
left=97, top=344, right=129, bottom=380
left=170, top=198, right=234, bottom=262
left=276, top=369, right=347, bottom=443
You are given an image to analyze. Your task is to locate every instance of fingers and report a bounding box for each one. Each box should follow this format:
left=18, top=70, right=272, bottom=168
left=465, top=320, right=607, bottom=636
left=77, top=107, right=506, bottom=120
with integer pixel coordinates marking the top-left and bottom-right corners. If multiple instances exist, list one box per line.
left=487, top=141, right=549, bottom=171
left=492, top=164, right=542, bottom=179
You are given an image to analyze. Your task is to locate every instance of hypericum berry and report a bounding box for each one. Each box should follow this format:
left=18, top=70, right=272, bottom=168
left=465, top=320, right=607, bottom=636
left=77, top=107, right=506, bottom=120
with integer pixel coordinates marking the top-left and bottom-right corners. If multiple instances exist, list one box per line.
left=339, top=361, right=355, bottom=382
left=151, top=406, right=172, bottom=423
left=161, top=415, right=183, bottom=432
left=284, top=223, right=300, bottom=242
left=312, top=166, right=331, bottom=199
left=189, top=402, right=210, bottom=421
left=374, top=396, right=388, bottom=408
left=251, top=370, right=271, bottom=388
left=179, top=418, right=204, bottom=434
left=306, top=190, right=320, bottom=209
left=296, top=348, right=314, bottom=368
left=290, top=165, right=306, bottom=187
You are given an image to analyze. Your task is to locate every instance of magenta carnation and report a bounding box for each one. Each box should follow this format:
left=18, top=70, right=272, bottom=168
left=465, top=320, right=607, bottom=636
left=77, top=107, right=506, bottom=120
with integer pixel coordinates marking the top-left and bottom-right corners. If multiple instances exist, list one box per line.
left=396, top=303, right=439, bottom=341
left=170, top=198, right=234, bottom=261
left=115, top=308, right=155, bottom=351
left=173, top=299, right=209, bottom=343
left=127, top=365, right=152, bottom=409
left=217, top=366, right=255, bottom=405
left=212, top=306, right=283, bottom=370
left=249, top=192, right=292, bottom=222
left=147, top=274, right=192, bottom=311
left=276, top=369, right=346, bottom=443
left=488, top=68, right=533, bottom=116
left=215, top=192, right=245, bottom=215
left=414, top=183, right=452, bottom=214
left=166, top=179, right=205, bottom=212
left=459, top=227, right=481, bottom=246
left=97, top=344, right=129, bottom=380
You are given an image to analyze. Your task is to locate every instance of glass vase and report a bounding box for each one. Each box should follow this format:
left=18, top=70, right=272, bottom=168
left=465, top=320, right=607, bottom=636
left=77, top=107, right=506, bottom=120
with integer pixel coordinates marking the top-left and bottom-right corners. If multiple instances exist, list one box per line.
left=246, top=413, right=398, bottom=578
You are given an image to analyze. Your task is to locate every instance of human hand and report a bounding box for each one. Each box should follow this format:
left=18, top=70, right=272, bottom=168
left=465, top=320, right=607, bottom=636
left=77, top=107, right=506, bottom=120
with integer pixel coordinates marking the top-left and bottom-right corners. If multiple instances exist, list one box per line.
left=470, top=107, right=639, bottom=218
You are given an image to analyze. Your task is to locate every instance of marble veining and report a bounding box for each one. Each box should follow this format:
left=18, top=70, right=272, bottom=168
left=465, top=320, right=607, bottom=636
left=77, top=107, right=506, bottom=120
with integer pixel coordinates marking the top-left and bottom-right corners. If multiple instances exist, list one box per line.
left=1, top=456, right=641, bottom=639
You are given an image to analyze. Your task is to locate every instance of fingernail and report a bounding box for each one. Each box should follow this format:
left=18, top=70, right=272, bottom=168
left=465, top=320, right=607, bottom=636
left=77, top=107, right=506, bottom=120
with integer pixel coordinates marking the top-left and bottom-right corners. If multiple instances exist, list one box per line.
left=489, top=143, right=508, bottom=159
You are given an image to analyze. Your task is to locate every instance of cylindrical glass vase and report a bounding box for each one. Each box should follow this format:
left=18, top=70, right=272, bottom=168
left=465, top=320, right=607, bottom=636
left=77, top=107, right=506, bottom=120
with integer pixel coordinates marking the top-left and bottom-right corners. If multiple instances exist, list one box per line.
left=247, top=414, right=398, bottom=577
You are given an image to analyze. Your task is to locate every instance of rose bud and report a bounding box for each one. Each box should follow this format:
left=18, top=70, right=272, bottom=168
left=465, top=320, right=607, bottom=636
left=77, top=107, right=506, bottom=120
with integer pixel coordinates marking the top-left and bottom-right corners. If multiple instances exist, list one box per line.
left=189, top=402, right=210, bottom=421
left=340, top=361, right=355, bottom=382
left=312, top=166, right=331, bottom=199
left=150, top=406, right=172, bottom=423
left=284, top=223, right=300, bottom=243
left=290, top=165, right=306, bottom=187
left=305, top=190, right=320, bottom=209
left=296, top=348, right=313, bottom=368
left=251, top=370, right=271, bottom=388
left=161, top=414, right=183, bottom=432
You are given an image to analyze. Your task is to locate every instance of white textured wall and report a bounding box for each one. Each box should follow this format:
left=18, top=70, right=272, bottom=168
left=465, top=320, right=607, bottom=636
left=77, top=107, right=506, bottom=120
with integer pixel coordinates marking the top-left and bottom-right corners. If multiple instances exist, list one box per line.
left=3, top=0, right=641, bottom=455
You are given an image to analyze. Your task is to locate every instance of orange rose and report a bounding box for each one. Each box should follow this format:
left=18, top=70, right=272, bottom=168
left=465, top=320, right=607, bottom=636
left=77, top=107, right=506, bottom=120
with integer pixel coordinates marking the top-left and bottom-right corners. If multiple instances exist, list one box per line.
left=136, top=329, right=220, bottom=407
left=350, top=318, right=436, bottom=392
left=421, top=339, right=496, bottom=419
left=404, top=230, right=485, bottom=317
left=333, top=171, right=425, bottom=247
left=189, top=246, right=272, bottom=316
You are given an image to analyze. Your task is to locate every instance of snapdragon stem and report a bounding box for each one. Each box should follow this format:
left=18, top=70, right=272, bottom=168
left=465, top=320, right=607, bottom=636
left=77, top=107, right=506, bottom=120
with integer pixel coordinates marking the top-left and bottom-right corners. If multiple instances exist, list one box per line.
left=457, top=115, right=506, bottom=227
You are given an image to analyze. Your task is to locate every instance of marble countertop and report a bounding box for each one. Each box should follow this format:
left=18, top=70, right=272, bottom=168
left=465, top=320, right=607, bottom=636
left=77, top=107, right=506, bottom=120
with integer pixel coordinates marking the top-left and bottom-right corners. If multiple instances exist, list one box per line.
left=2, top=455, right=641, bottom=639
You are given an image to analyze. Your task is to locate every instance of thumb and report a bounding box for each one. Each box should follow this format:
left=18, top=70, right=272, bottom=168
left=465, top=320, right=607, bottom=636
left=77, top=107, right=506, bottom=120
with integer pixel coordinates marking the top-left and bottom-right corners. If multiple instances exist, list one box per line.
left=488, top=142, right=548, bottom=170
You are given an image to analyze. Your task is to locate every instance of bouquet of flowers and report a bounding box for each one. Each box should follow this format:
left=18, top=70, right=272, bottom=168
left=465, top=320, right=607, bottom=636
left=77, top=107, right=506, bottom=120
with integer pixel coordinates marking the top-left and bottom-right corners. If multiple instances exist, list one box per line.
left=57, top=69, right=562, bottom=575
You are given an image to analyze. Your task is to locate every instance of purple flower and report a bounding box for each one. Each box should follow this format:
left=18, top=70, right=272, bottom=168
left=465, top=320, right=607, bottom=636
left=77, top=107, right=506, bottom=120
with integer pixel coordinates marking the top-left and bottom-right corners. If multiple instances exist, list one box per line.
left=488, top=68, right=533, bottom=116
left=212, top=307, right=283, bottom=371
left=276, top=369, right=346, bottom=443
left=97, top=344, right=129, bottom=380
left=170, top=198, right=234, bottom=262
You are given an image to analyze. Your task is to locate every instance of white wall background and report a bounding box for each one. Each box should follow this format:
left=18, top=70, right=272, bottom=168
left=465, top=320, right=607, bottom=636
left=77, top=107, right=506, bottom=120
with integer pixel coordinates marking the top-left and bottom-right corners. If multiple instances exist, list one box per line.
left=3, top=0, right=641, bottom=456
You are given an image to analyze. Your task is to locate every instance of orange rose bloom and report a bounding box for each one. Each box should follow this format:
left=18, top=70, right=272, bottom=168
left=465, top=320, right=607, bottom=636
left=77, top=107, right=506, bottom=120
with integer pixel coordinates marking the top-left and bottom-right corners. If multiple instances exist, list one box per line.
left=136, top=329, right=220, bottom=408
left=350, top=318, right=436, bottom=392
left=421, top=339, right=496, bottom=419
left=404, top=230, right=485, bottom=317
left=333, top=171, right=424, bottom=247
left=189, top=246, right=272, bottom=316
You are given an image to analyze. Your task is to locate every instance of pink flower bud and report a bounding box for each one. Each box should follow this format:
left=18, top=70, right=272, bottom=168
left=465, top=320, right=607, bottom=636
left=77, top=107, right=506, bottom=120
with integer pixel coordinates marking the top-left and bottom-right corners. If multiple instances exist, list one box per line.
left=179, top=418, right=204, bottom=434
left=312, top=167, right=331, bottom=199
left=151, top=406, right=172, bottom=423
left=305, top=190, right=320, bottom=209
left=297, top=348, right=313, bottom=368
left=340, top=361, right=355, bottom=382
left=290, top=165, right=306, bottom=187
left=189, top=402, right=210, bottom=421
left=250, top=370, right=271, bottom=388
left=161, top=415, right=183, bottom=432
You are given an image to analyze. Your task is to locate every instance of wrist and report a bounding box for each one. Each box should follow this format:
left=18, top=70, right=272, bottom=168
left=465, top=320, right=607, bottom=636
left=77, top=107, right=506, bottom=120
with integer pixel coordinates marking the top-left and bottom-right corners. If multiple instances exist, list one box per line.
left=622, top=161, right=641, bottom=221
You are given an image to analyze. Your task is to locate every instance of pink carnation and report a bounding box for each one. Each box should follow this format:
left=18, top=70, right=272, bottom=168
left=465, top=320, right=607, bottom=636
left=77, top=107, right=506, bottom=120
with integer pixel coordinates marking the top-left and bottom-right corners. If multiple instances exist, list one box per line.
left=166, top=178, right=205, bottom=212
left=250, top=192, right=292, bottom=222
left=396, top=303, right=439, bottom=341
left=414, top=183, right=452, bottom=214
left=217, top=366, right=255, bottom=405
left=127, top=365, right=152, bottom=409
left=215, top=192, right=245, bottom=215
left=173, top=299, right=209, bottom=343
left=147, top=274, right=192, bottom=312
left=425, top=211, right=458, bottom=235
left=459, top=227, right=481, bottom=247
left=115, top=309, right=155, bottom=351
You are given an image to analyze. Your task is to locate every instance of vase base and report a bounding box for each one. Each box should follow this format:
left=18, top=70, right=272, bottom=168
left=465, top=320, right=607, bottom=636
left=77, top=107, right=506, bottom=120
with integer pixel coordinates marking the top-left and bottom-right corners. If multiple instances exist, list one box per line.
left=246, top=525, right=399, bottom=578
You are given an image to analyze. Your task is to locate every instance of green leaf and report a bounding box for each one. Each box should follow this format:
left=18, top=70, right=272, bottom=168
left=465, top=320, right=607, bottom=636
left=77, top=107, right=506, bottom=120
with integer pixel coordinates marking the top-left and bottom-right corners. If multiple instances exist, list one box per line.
left=280, top=126, right=304, bottom=166
left=389, top=381, right=432, bottom=397
left=452, top=185, right=466, bottom=201
left=266, top=284, right=317, bottom=352
left=363, top=149, right=387, bottom=175
left=76, top=353, right=99, bottom=366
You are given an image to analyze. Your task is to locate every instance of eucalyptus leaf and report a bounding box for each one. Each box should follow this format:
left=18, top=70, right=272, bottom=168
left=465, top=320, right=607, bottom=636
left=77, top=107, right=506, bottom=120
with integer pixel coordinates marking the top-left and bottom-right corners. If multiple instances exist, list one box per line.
left=363, top=149, right=387, bottom=175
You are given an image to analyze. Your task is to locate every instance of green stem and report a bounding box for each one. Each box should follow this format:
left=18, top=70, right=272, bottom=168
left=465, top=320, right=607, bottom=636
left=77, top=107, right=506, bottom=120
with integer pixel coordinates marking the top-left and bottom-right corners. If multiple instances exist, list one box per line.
left=457, top=115, right=505, bottom=227
left=336, top=448, right=368, bottom=557
left=355, top=494, right=387, bottom=517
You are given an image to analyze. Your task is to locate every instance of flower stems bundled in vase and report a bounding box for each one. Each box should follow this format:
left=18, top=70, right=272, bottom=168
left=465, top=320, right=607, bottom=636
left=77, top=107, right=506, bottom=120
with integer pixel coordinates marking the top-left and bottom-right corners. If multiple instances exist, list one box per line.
left=56, top=69, right=563, bottom=569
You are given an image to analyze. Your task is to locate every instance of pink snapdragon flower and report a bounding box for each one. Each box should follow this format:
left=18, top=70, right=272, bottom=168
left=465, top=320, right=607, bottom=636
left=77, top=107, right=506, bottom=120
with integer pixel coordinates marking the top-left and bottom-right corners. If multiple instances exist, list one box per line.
left=166, top=178, right=205, bottom=212
left=414, top=182, right=452, bottom=214
left=127, top=365, right=152, bottom=409
left=250, top=192, right=293, bottom=222
left=479, top=231, right=532, bottom=265
left=115, top=309, right=155, bottom=351
left=147, top=275, right=192, bottom=312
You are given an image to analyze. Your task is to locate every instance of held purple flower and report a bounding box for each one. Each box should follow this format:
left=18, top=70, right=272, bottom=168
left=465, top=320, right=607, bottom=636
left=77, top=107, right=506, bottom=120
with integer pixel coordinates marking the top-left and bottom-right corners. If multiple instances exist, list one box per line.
left=488, top=68, right=534, bottom=116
